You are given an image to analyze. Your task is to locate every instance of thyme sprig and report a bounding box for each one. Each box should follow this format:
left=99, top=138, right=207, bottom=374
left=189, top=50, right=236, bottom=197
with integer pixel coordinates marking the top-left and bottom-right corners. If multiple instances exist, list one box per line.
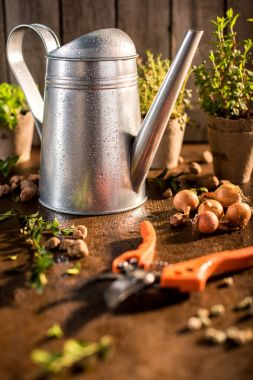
left=0, top=210, right=75, bottom=292
left=31, top=335, right=113, bottom=374
left=194, top=8, right=253, bottom=119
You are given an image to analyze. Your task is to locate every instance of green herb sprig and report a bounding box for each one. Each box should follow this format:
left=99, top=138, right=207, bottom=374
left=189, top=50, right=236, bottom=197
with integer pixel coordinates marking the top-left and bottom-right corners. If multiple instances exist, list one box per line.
left=0, top=155, right=19, bottom=177
left=31, top=335, right=113, bottom=374
left=194, top=8, right=253, bottom=119
left=0, top=210, right=75, bottom=293
left=138, top=51, right=192, bottom=123
left=0, top=83, right=28, bottom=130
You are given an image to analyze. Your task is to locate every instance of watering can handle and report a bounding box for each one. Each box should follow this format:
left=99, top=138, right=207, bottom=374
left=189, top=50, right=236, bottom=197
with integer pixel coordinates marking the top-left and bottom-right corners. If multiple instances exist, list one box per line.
left=6, top=24, right=60, bottom=140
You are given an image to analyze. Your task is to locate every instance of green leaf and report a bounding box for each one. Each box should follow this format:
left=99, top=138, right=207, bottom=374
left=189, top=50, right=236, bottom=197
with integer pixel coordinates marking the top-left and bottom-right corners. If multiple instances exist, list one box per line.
left=0, top=210, right=14, bottom=221
left=66, top=262, right=81, bottom=275
left=0, top=83, right=28, bottom=130
left=0, top=155, right=19, bottom=177
left=46, top=323, right=64, bottom=339
left=31, top=336, right=113, bottom=374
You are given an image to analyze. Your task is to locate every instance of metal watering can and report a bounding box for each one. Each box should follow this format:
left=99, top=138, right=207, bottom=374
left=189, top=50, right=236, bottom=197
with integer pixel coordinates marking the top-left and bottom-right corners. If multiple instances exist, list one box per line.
left=7, top=24, right=202, bottom=215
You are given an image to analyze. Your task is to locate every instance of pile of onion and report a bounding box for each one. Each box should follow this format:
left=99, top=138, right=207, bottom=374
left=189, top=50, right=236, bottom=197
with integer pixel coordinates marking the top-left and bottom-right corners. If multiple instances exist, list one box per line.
left=170, top=183, right=252, bottom=234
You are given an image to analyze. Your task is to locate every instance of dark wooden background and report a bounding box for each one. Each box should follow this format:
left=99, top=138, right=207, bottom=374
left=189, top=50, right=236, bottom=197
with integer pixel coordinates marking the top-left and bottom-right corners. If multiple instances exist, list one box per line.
left=0, top=0, right=253, bottom=141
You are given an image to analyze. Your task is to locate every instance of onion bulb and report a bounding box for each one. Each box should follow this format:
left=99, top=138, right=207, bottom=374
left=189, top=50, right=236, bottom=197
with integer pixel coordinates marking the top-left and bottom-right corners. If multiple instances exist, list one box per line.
left=214, top=184, right=242, bottom=208
left=173, top=189, right=199, bottom=215
left=194, top=211, right=219, bottom=234
left=226, top=202, right=252, bottom=228
left=198, top=199, right=224, bottom=219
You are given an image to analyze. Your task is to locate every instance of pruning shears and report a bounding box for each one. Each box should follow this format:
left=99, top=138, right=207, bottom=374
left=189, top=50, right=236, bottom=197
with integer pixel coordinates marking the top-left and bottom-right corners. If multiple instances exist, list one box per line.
left=85, top=221, right=253, bottom=309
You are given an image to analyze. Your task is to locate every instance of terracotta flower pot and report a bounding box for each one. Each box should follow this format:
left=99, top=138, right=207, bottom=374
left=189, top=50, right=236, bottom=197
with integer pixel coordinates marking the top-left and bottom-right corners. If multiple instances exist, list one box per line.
left=0, top=111, right=34, bottom=163
left=151, top=114, right=186, bottom=169
left=208, top=116, right=253, bottom=183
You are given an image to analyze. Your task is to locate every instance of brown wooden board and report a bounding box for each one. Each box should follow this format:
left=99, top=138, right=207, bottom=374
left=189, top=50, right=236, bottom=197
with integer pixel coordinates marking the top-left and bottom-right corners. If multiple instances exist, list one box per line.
left=118, top=0, right=170, bottom=58
left=227, top=0, right=253, bottom=41
left=61, top=0, right=115, bottom=43
left=171, top=0, right=225, bottom=142
left=4, top=0, right=61, bottom=92
left=0, top=0, right=8, bottom=82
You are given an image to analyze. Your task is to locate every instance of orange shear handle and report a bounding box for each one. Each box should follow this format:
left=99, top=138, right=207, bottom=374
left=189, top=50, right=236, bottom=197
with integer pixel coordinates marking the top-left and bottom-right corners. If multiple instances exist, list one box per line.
left=160, top=246, right=253, bottom=292
left=112, top=221, right=157, bottom=273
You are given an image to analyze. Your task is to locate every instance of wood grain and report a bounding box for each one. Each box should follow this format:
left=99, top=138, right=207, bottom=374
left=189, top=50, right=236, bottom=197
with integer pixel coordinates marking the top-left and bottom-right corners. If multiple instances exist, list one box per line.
left=118, top=0, right=170, bottom=58
left=0, top=0, right=9, bottom=82
left=4, top=0, right=61, bottom=91
left=171, top=0, right=225, bottom=142
left=61, top=0, right=115, bottom=43
left=227, top=0, right=253, bottom=41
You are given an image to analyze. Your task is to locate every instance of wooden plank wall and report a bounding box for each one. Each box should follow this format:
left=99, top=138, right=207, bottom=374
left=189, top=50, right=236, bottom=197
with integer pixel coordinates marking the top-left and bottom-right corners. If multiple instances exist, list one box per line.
left=0, top=0, right=253, bottom=141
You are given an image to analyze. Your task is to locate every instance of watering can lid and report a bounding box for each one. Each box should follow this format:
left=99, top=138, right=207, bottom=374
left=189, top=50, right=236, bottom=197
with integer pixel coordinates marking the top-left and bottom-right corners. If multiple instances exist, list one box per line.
left=48, top=28, right=137, bottom=60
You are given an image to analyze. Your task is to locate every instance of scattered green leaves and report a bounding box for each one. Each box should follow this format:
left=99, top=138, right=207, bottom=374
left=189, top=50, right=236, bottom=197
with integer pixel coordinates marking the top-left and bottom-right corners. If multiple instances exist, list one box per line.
left=0, top=83, right=28, bottom=130
left=0, top=155, right=19, bottom=177
left=20, top=212, right=74, bottom=293
left=194, top=8, right=253, bottom=119
left=47, top=323, right=64, bottom=339
left=138, top=51, right=192, bottom=121
left=66, top=262, right=81, bottom=275
left=0, top=210, right=15, bottom=221
left=152, top=169, right=184, bottom=193
left=0, top=209, right=75, bottom=293
left=31, top=335, right=113, bottom=374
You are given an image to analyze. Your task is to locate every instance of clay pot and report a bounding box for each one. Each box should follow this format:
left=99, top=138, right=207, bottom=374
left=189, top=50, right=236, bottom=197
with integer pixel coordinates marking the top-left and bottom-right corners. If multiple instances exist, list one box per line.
left=0, top=111, right=34, bottom=163
left=151, top=114, right=186, bottom=169
left=208, top=116, right=253, bottom=183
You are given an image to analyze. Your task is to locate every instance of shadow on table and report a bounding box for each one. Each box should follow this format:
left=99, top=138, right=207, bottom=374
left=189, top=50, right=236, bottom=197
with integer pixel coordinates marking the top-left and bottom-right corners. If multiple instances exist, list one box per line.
left=37, top=276, right=189, bottom=338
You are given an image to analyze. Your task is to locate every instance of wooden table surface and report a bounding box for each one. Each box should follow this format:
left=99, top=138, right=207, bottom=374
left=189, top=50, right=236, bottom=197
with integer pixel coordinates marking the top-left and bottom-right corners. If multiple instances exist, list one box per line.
left=0, top=144, right=253, bottom=380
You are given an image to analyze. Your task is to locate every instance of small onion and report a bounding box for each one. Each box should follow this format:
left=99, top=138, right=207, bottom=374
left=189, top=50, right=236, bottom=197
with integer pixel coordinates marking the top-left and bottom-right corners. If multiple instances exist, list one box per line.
left=214, top=184, right=242, bottom=208
left=173, top=189, right=199, bottom=215
left=195, top=211, right=219, bottom=234
left=226, top=202, right=252, bottom=228
left=198, top=199, right=224, bottom=219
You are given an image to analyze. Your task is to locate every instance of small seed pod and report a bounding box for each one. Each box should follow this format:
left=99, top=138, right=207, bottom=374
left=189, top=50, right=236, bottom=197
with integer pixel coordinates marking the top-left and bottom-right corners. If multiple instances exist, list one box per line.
left=189, top=162, right=202, bottom=175
left=73, top=225, right=88, bottom=240
left=196, top=308, right=209, bottom=318
left=225, top=202, right=252, bottom=228
left=163, top=188, right=173, bottom=199
left=201, top=150, right=213, bottom=164
left=218, top=277, right=234, bottom=288
left=169, top=213, right=189, bottom=227
left=198, top=199, right=224, bottom=219
left=45, top=237, right=61, bottom=249
left=0, top=184, right=11, bottom=197
left=209, top=304, right=226, bottom=317
left=204, top=328, right=226, bottom=345
left=187, top=317, right=202, bottom=331
left=193, top=211, right=219, bottom=234
left=226, top=327, right=253, bottom=346
left=199, top=316, right=211, bottom=327
left=173, top=189, right=199, bottom=215
left=66, top=239, right=89, bottom=258
left=234, top=296, right=252, bottom=311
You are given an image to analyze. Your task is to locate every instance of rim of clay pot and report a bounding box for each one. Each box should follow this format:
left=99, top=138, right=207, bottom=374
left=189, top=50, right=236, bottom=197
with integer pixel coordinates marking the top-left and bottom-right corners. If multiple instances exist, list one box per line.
left=207, top=115, right=253, bottom=133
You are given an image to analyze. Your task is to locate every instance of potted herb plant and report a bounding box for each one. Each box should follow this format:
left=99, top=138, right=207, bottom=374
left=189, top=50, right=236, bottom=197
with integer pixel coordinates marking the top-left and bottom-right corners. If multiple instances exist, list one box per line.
left=194, top=9, right=253, bottom=183
left=138, top=51, right=191, bottom=169
left=0, top=82, right=34, bottom=163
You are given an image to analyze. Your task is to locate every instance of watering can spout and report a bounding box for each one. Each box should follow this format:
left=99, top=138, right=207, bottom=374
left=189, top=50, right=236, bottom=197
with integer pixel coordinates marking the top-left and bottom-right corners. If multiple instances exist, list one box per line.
left=131, top=29, right=203, bottom=192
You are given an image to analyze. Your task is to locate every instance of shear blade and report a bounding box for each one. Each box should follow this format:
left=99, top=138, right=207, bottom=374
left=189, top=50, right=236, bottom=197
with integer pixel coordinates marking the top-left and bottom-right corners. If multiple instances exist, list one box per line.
left=104, top=270, right=156, bottom=310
